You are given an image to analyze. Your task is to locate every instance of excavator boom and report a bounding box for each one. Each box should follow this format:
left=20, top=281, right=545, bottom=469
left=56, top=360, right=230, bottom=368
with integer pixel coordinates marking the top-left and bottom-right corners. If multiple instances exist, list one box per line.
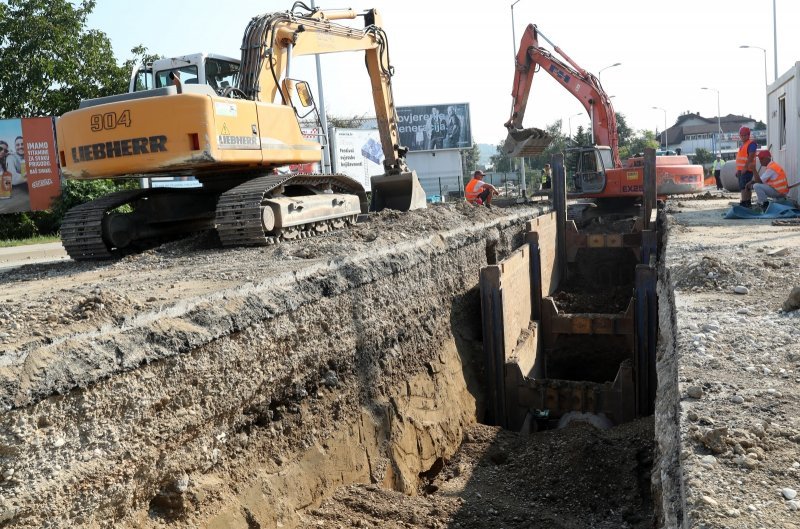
left=505, top=24, right=619, bottom=166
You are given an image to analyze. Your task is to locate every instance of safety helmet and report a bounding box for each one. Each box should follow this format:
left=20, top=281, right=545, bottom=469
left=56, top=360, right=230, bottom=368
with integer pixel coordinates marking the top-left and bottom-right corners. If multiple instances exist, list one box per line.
left=739, top=126, right=751, bottom=137
left=757, top=149, right=771, bottom=161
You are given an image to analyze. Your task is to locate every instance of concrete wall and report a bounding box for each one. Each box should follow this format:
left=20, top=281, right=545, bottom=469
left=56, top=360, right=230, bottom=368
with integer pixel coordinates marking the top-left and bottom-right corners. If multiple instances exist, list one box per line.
left=407, top=150, right=463, bottom=199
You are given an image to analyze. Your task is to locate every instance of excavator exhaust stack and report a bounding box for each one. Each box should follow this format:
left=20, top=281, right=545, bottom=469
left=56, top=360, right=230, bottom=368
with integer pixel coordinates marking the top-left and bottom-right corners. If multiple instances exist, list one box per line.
left=504, top=127, right=553, bottom=158
left=369, top=170, right=428, bottom=212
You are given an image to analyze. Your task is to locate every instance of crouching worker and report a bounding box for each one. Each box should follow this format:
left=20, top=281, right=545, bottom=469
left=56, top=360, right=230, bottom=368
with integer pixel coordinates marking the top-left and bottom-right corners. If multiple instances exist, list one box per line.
left=748, top=150, right=789, bottom=211
left=465, top=170, right=499, bottom=207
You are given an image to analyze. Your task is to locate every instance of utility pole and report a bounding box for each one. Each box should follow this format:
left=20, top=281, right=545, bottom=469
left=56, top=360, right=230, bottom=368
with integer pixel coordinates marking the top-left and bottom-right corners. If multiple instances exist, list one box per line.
left=652, top=107, right=667, bottom=150
left=510, top=0, right=526, bottom=195
left=701, top=87, right=722, bottom=155
left=310, top=0, right=332, bottom=174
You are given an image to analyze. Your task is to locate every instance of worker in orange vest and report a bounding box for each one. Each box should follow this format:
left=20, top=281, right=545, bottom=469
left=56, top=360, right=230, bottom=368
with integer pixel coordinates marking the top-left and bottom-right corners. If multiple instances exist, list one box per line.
left=735, top=126, right=758, bottom=207
left=747, top=150, right=789, bottom=211
left=465, top=170, right=499, bottom=207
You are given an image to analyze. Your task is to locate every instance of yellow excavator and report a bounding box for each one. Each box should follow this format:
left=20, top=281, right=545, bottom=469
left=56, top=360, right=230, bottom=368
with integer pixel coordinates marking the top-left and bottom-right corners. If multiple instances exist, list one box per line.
left=56, top=4, right=426, bottom=260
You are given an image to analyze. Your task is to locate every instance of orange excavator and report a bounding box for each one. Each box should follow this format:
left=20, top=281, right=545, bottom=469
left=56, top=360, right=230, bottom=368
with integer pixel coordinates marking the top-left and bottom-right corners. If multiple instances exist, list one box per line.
left=504, top=23, right=704, bottom=199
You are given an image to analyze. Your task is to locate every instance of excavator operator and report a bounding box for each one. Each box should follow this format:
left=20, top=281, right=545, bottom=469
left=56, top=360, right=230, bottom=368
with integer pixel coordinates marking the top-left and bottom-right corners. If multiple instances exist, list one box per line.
left=465, top=170, right=499, bottom=208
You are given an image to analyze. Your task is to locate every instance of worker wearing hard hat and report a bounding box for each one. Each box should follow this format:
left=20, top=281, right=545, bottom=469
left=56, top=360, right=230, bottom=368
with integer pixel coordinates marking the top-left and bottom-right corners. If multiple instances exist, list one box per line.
left=711, top=153, right=725, bottom=191
left=465, top=170, right=499, bottom=208
left=746, top=150, right=789, bottom=211
left=735, top=126, right=758, bottom=207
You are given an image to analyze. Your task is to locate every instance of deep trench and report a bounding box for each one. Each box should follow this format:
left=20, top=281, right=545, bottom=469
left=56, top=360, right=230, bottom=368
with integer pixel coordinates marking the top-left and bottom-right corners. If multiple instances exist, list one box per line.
left=2, top=206, right=671, bottom=528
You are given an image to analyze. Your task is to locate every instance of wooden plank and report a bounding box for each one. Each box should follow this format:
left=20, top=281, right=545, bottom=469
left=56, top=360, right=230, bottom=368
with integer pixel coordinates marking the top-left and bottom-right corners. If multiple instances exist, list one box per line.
left=499, top=246, right=531, bottom=361
left=527, top=213, right=558, bottom=296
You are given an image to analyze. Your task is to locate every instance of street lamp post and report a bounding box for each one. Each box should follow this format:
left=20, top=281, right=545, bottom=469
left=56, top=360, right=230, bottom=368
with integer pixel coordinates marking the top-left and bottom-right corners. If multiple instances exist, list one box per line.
left=701, top=87, right=722, bottom=155
left=773, top=0, right=778, bottom=81
left=598, top=62, right=621, bottom=83
left=739, top=45, right=768, bottom=88
left=568, top=112, right=583, bottom=139
left=651, top=107, right=667, bottom=150
left=510, top=0, right=526, bottom=194
left=511, top=0, right=523, bottom=57
left=740, top=44, right=769, bottom=133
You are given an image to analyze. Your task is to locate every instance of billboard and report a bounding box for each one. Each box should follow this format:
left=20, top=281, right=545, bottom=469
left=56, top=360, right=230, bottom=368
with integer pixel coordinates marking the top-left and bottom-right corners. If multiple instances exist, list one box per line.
left=330, top=128, right=386, bottom=192
left=397, top=103, right=472, bottom=152
left=0, top=117, right=61, bottom=214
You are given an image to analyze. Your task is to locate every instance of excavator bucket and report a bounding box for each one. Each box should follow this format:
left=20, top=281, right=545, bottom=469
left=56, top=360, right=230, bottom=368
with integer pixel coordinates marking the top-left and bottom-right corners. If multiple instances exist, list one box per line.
left=504, top=127, right=553, bottom=158
left=369, top=170, right=427, bottom=212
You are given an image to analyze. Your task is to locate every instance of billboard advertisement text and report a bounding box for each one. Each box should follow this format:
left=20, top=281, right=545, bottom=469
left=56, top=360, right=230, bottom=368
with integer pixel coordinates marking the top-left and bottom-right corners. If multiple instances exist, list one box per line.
left=331, top=128, right=386, bottom=192
left=397, top=103, right=471, bottom=152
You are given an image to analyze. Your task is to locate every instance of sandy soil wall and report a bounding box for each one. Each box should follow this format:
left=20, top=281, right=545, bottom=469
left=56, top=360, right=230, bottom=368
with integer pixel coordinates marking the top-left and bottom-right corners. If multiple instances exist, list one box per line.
left=0, top=204, right=549, bottom=528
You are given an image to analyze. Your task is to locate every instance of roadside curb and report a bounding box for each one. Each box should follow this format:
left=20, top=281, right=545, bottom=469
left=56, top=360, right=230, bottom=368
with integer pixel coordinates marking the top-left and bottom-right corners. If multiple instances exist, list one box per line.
left=0, top=242, right=67, bottom=263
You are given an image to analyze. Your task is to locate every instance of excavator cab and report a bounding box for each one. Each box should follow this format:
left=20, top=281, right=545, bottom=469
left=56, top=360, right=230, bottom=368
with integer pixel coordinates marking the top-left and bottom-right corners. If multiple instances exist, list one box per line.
left=571, top=146, right=610, bottom=194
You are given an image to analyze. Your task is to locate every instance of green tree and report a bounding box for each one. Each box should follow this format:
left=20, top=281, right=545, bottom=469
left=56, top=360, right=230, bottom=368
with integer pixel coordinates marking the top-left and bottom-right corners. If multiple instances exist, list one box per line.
left=327, top=113, right=370, bottom=129
left=462, top=142, right=480, bottom=173
left=620, top=130, right=659, bottom=159
left=0, top=0, right=130, bottom=118
left=489, top=139, right=513, bottom=173
left=616, top=112, right=632, bottom=147
left=693, top=147, right=714, bottom=166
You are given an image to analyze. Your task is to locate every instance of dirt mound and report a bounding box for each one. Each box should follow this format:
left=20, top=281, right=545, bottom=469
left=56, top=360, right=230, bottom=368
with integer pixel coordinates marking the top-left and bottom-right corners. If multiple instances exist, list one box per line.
left=302, top=419, right=655, bottom=528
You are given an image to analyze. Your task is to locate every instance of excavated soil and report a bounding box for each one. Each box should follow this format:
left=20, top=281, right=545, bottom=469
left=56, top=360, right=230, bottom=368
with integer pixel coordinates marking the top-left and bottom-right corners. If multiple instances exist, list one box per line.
left=301, top=419, right=655, bottom=529
left=0, top=200, right=668, bottom=529
left=655, top=194, right=800, bottom=528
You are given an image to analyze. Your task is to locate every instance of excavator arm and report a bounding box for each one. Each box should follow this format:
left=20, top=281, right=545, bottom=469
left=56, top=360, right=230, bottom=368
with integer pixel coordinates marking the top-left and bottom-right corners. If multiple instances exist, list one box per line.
left=236, top=6, right=408, bottom=174
left=505, top=24, right=621, bottom=168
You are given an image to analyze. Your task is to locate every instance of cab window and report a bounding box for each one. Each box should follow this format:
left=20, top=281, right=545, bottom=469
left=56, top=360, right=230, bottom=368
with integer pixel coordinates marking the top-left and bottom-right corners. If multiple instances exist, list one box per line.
left=205, top=59, right=239, bottom=92
left=155, top=65, right=199, bottom=88
left=132, top=68, right=153, bottom=92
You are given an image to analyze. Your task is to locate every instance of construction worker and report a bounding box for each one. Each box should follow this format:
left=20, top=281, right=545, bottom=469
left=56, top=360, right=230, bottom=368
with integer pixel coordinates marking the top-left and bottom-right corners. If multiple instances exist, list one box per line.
left=542, top=163, right=552, bottom=189
left=747, top=150, right=789, bottom=211
left=711, top=153, right=725, bottom=191
left=465, top=170, right=499, bottom=208
left=735, top=126, right=758, bottom=207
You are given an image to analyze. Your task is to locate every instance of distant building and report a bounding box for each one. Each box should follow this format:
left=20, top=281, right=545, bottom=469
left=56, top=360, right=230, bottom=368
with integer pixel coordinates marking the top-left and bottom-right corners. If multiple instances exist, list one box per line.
left=657, top=112, right=766, bottom=155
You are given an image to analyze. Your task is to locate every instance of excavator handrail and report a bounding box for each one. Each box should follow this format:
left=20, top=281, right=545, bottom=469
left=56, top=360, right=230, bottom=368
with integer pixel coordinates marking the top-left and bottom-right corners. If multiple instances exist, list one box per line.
left=506, top=24, right=621, bottom=168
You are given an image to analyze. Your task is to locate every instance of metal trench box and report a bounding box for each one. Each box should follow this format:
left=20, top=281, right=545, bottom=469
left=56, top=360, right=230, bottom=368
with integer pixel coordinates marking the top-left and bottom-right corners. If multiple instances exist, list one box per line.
left=479, top=204, right=658, bottom=431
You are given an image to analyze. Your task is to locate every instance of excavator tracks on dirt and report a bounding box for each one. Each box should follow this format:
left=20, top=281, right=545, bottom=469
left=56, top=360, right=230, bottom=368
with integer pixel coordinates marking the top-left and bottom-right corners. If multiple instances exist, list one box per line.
left=60, top=189, right=149, bottom=261
left=215, top=173, right=366, bottom=247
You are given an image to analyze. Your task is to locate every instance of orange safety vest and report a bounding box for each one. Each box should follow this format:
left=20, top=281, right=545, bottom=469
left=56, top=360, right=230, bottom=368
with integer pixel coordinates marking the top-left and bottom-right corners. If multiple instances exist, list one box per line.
left=736, top=139, right=756, bottom=173
left=465, top=178, right=484, bottom=202
left=764, top=161, right=789, bottom=195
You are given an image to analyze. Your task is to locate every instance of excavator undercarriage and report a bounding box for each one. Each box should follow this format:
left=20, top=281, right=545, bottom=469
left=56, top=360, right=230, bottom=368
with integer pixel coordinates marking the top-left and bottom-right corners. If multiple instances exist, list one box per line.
left=61, top=174, right=366, bottom=260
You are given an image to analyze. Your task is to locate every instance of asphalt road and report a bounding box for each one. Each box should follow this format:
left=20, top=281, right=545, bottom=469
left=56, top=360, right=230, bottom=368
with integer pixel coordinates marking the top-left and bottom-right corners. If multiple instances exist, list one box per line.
left=0, top=241, right=68, bottom=272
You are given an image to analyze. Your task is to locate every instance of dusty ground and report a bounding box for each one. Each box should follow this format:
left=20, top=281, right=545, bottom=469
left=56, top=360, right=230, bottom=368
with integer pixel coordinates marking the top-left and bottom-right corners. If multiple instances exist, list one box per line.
left=301, top=418, right=655, bottom=529
left=0, top=202, right=548, bottom=528
left=662, top=191, right=800, bottom=528
left=4, top=190, right=796, bottom=528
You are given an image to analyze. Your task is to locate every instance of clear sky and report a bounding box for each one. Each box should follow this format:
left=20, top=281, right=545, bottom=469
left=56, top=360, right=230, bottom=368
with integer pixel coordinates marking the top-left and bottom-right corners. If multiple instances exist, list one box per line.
left=87, top=0, right=799, bottom=145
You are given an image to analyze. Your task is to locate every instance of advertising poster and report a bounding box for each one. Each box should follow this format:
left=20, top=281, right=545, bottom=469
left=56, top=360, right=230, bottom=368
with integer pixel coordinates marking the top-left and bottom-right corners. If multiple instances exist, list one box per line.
left=330, top=128, right=385, bottom=192
left=397, top=103, right=472, bottom=152
left=0, top=117, right=61, bottom=214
